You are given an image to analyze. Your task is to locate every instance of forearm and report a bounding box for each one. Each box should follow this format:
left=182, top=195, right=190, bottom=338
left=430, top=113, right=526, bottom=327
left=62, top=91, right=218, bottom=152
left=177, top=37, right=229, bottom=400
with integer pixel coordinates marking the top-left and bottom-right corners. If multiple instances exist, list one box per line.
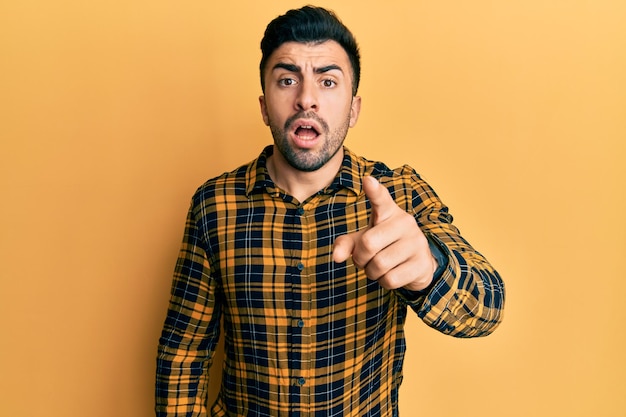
left=394, top=169, right=505, bottom=337
left=415, top=228, right=505, bottom=338
left=155, top=271, right=221, bottom=416
left=156, top=344, right=211, bottom=416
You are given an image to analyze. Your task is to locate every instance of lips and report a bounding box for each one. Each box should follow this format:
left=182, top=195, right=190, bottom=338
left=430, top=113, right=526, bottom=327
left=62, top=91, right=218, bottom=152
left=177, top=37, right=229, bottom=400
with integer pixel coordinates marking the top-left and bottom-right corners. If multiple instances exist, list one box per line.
left=289, top=118, right=322, bottom=148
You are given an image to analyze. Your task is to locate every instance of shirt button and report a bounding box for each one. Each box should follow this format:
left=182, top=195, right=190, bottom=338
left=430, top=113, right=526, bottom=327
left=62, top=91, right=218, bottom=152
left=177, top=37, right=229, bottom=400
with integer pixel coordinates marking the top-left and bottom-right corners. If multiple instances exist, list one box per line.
left=297, top=319, right=305, bottom=328
left=297, top=377, right=306, bottom=386
left=297, top=207, right=305, bottom=215
left=296, top=262, right=304, bottom=271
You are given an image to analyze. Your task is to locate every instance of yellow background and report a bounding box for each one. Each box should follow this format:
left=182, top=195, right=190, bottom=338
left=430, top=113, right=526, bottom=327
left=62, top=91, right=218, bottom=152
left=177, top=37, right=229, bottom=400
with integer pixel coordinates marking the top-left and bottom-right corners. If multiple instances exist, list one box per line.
left=1, top=1, right=625, bottom=416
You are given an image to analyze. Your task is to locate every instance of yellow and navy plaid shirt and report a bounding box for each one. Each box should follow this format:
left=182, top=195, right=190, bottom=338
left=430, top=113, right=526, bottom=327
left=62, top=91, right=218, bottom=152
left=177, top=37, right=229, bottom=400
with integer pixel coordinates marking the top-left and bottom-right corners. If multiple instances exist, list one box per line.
left=156, top=146, right=505, bottom=416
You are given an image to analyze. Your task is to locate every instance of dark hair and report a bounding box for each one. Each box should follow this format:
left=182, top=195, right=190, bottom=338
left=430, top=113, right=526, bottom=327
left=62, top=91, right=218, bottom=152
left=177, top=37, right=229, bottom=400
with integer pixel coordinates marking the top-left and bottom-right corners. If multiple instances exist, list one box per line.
left=259, top=6, right=361, bottom=96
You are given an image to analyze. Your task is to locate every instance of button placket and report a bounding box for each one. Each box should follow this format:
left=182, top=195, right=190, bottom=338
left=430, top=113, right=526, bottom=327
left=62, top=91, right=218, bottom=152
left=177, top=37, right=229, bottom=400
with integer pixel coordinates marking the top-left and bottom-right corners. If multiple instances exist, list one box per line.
left=293, top=203, right=312, bottom=409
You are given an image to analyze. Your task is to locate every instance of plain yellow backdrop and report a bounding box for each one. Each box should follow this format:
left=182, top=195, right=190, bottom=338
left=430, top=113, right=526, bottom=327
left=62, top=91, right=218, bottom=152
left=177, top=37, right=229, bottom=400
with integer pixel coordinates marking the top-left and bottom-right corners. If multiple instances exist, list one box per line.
left=1, top=1, right=624, bottom=416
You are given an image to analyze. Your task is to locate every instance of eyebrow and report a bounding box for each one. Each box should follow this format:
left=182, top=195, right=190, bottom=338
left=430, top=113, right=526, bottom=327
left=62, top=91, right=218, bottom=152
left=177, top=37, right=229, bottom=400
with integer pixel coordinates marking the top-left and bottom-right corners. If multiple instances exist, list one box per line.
left=272, top=63, right=344, bottom=75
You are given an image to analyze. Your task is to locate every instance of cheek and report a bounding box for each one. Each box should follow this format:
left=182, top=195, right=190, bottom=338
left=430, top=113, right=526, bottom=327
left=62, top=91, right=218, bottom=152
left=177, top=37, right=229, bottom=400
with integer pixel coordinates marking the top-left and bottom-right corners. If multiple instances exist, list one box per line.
left=264, top=94, right=293, bottom=119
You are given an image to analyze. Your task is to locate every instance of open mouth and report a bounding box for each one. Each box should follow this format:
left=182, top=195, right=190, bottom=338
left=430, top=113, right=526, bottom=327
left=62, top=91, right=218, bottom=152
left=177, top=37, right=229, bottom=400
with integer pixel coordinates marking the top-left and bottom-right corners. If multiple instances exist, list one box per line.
left=294, top=125, right=320, bottom=140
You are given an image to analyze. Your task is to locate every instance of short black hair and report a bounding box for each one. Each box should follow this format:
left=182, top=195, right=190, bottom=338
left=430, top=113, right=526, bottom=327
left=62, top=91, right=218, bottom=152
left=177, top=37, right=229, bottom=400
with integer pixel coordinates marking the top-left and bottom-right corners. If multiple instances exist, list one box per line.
left=259, top=6, right=361, bottom=96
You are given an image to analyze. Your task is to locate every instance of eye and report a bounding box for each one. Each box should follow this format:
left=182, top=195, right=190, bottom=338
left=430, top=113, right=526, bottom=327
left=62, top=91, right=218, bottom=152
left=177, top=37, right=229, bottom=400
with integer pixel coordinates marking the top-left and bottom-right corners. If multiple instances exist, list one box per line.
left=321, top=79, right=336, bottom=88
left=278, top=77, right=297, bottom=87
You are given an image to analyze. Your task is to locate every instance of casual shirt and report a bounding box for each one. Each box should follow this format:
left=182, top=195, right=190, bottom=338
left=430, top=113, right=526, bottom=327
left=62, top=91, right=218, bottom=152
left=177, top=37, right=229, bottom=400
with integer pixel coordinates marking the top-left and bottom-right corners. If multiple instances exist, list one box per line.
left=156, top=146, right=505, bottom=416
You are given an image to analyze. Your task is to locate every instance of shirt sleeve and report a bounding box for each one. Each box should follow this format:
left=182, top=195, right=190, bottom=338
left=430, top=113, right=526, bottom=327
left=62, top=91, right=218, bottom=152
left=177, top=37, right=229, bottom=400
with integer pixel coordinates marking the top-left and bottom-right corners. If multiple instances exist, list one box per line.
left=155, top=200, right=222, bottom=416
left=395, top=168, right=506, bottom=338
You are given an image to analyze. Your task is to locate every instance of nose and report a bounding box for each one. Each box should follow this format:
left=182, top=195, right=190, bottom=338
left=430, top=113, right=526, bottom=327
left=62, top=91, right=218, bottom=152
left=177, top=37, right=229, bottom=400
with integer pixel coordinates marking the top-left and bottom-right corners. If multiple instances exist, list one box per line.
left=295, top=79, right=318, bottom=112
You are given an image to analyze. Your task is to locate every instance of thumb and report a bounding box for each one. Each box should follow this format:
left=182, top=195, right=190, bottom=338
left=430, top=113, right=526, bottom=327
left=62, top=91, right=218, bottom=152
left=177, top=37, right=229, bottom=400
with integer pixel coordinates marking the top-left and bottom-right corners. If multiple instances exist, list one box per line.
left=332, top=231, right=361, bottom=263
left=362, top=176, right=395, bottom=225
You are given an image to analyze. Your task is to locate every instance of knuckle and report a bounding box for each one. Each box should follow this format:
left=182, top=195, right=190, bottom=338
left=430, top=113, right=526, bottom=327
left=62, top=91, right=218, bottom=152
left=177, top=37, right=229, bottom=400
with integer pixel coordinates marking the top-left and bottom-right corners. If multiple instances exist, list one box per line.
left=359, top=233, right=377, bottom=253
left=364, top=249, right=397, bottom=280
left=374, top=251, right=393, bottom=273
left=380, top=271, right=401, bottom=290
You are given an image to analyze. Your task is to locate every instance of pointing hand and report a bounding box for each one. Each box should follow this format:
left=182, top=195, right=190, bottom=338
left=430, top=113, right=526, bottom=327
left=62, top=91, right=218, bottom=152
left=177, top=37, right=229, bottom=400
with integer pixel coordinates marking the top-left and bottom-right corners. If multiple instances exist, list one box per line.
left=333, top=176, right=437, bottom=291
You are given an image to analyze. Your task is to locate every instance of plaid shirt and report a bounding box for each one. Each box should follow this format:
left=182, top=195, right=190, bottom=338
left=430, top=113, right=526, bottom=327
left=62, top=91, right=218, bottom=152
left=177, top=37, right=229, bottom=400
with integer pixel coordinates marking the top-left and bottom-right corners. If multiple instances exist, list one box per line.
left=156, top=146, right=505, bottom=416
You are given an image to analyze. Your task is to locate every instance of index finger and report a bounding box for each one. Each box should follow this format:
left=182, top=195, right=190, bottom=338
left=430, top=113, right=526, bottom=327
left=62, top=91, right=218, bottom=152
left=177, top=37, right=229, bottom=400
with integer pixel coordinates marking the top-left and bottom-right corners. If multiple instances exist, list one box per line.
left=362, top=176, right=396, bottom=225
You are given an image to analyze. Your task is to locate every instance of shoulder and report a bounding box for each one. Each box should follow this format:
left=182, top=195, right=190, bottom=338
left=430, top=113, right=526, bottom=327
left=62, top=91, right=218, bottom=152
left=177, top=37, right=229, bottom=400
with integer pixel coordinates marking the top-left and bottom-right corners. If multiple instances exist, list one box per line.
left=351, top=152, right=425, bottom=188
left=350, top=151, right=439, bottom=210
left=190, top=156, right=258, bottom=210
left=346, top=149, right=423, bottom=181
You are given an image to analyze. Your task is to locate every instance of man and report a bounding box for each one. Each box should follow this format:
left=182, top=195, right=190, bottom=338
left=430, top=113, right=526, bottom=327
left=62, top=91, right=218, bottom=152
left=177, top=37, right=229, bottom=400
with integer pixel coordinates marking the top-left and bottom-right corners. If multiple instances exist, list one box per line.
left=156, top=6, right=504, bottom=416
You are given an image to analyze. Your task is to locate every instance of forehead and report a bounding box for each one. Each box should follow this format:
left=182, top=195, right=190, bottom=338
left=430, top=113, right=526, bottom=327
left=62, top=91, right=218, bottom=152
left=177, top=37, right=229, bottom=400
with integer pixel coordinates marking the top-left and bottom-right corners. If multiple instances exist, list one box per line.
left=267, top=40, right=352, bottom=71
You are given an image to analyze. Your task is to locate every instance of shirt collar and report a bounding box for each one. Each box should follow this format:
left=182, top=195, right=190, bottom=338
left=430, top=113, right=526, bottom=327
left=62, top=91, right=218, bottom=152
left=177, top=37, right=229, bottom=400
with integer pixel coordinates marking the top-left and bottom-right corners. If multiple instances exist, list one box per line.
left=245, top=145, right=365, bottom=198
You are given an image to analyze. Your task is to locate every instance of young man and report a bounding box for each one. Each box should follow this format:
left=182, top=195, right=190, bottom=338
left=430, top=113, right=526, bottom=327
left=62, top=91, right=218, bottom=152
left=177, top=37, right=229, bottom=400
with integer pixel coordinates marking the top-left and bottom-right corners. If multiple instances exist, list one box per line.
left=156, top=6, right=505, bottom=416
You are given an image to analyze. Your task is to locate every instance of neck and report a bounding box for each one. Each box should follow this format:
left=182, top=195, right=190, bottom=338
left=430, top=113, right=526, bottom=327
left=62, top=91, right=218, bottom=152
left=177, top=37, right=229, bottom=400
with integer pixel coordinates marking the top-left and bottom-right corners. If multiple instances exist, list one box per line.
left=267, top=146, right=343, bottom=203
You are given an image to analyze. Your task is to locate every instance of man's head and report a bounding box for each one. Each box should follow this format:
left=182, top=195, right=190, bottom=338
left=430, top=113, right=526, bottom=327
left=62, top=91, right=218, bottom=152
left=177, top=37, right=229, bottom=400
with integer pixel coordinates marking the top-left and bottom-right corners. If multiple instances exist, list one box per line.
left=258, top=6, right=362, bottom=176
left=260, top=6, right=361, bottom=96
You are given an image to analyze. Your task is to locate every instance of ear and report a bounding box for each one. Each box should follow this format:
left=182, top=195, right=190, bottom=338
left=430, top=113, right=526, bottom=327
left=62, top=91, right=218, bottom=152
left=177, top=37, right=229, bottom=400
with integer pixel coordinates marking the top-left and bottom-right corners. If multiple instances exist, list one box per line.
left=259, top=95, right=270, bottom=126
left=349, top=95, right=362, bottom=128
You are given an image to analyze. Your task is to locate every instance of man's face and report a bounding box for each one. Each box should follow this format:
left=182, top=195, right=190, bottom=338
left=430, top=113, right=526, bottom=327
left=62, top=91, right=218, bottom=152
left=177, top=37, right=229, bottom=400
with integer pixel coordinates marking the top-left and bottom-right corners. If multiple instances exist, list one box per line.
left=259, top=41, right=361, bottom=172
